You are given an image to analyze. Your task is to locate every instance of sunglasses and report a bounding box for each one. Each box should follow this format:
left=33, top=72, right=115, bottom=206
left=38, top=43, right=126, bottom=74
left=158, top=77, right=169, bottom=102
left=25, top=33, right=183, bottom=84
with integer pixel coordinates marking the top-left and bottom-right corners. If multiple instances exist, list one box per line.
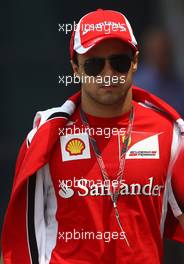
left=80, top=54, right=133, bottom=77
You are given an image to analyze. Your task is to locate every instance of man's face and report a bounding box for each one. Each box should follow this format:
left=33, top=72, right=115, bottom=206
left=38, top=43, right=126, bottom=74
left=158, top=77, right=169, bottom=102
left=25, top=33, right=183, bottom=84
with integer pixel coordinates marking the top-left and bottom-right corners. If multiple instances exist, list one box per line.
left=71, top=38, right=138, bottom=106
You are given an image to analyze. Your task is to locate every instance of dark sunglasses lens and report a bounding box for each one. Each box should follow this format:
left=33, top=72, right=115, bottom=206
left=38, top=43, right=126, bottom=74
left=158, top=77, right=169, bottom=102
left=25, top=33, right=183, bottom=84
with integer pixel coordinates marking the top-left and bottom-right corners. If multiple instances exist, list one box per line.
left=110, top=55, right=132, bottom=73
left=84, top=58, right=105, bottom=76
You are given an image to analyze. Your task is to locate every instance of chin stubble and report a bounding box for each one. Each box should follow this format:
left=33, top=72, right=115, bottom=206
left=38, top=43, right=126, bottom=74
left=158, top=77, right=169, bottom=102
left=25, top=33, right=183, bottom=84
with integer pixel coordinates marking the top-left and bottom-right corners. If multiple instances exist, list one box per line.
left=91, top=86, right=130, bottom=106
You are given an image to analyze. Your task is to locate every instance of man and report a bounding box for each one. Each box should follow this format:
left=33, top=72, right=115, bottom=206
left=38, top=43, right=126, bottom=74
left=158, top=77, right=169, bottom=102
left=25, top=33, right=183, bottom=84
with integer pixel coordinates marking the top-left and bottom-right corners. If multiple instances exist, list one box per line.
left=1, top=8, right=184, bottom=264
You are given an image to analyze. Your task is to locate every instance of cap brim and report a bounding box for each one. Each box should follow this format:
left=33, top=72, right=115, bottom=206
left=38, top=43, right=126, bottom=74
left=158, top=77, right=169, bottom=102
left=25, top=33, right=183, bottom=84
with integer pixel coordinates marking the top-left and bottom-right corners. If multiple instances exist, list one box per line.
left=76, top=34, right=138, bottom=55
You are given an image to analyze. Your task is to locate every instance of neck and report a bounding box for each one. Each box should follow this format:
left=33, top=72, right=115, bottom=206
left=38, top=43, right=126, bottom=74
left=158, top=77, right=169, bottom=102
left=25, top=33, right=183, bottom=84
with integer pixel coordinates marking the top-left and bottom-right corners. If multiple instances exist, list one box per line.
left=81, top=88, right=132, bottom=118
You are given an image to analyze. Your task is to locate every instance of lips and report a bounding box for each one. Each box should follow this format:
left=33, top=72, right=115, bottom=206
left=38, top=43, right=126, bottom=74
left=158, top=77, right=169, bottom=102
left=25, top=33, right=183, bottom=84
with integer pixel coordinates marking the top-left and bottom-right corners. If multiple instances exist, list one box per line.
left=100, top=84, right=119, bottom=89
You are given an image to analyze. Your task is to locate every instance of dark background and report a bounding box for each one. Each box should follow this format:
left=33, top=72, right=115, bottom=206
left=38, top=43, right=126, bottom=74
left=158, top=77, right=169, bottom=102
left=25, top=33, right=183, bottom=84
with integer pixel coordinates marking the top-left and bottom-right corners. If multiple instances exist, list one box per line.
left=1, top=0, right=184, bottom=262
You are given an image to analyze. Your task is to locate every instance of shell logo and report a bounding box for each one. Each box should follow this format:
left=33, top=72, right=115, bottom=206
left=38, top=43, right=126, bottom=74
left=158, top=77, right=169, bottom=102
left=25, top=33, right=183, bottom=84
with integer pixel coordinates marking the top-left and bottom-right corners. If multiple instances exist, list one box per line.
left=65, top=138, right=85, bottom=156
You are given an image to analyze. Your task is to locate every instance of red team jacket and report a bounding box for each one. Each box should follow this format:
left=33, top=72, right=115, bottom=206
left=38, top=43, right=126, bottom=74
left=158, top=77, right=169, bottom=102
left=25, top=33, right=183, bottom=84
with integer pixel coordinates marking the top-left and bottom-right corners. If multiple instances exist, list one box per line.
left=1, top=87, right=184, bottom=264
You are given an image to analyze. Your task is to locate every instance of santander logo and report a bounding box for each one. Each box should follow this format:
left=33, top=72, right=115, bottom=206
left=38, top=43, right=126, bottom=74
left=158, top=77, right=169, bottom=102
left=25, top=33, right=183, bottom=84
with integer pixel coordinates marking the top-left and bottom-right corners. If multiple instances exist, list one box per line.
left=58, top=177, right=164, bottom=199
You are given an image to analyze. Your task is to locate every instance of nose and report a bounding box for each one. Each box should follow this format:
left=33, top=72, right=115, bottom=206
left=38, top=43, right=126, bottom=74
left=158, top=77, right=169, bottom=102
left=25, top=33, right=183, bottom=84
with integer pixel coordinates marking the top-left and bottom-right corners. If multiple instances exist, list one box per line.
left=101, top=59, right=115, bottom=76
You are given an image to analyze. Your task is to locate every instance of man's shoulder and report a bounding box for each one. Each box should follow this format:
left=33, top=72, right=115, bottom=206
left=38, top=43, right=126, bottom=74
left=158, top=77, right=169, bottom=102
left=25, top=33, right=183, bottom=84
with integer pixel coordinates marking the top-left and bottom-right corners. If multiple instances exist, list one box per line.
left=26, top=100, right=77, bottom=146
left=32, top=104, right=74, bottom=129
left=135, top=101, right=175, bottom=131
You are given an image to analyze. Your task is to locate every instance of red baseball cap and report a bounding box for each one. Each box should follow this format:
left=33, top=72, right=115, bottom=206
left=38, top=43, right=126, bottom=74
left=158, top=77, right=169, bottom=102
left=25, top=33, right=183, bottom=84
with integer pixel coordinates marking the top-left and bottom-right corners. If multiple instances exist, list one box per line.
left=70, top=9, right=138, bottom=59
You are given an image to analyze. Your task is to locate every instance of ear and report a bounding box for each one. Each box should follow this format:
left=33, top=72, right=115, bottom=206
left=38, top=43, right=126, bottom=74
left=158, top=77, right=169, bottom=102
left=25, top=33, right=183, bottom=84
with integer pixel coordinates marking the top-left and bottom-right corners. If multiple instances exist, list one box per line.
left=70, top=59, right=80, bottom=75
left=132, top=51, right=139, bottom=73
